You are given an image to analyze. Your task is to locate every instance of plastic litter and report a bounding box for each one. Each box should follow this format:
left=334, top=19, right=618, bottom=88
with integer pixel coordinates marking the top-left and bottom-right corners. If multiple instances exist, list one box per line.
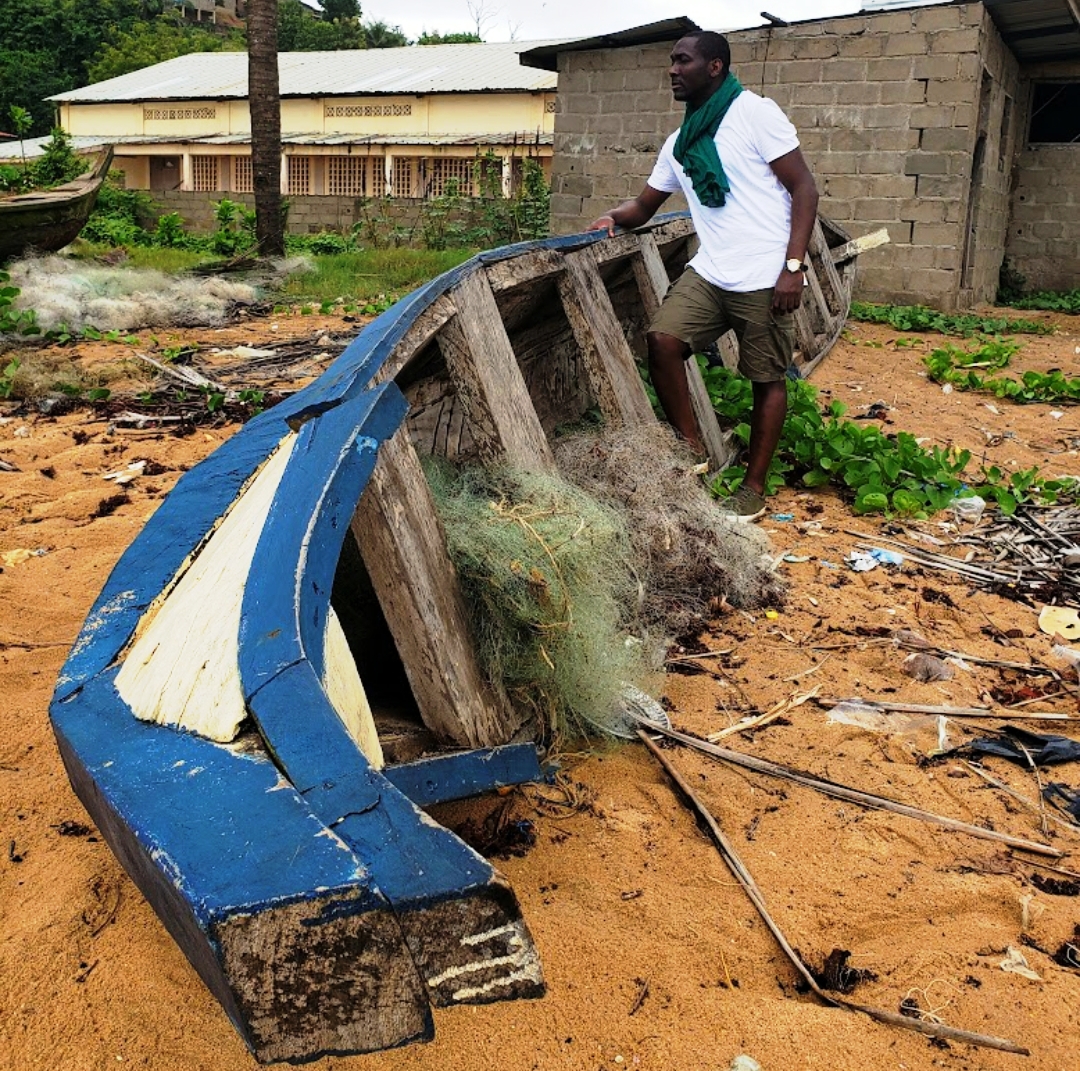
left=826, top=701, right=949, bottom=750
left=730, top=1058, right=762, bottom=1071
left=1000, top=947, right=1041, bottom=981
left=944, top=725, right=1080, bottom=767
left=771, top=513, right=794, bottom=522
left=902, top=652, right=954, bottom=682
left=1, top=547, right=48, bottom=567
left=1052, top=644, right=1080, bottom=681
left=846, top=548, right=903, bottom=572
left=952, top=495, right=986, bottom=524
left=1039, top=606, right=1080, bottom=640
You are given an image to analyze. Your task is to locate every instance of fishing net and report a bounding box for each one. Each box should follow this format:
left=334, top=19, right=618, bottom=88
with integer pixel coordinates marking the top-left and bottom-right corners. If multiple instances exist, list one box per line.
left=555, top=423, right=785, bottom=637
left=425, top=424, right=784, bottom=739
left=425, top=459, right=658, bottom=739
left=5, top=255, right=309, bottom=334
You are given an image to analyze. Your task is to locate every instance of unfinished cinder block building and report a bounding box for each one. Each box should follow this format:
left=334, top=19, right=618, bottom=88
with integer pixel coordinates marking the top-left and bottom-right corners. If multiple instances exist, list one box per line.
left=523, top=2, right=1080, bottom=310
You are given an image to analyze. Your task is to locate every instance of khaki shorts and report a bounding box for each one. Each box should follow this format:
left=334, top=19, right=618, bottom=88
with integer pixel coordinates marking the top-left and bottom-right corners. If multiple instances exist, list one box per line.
left=649, top=268, right=795, bottom=382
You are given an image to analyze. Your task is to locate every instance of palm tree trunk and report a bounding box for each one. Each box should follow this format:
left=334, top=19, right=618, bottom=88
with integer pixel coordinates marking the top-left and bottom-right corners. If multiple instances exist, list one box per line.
left=247, top=0, right=285, bottom=256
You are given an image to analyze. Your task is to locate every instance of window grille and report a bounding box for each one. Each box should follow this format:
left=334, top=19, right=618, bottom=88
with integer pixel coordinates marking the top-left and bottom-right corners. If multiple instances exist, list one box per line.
left=287, top=156, right=311, bottom=195
left=232, top=155, right=252, bottom=194
left=369, top=157, right=386, bottom=197
left=325, top=103, right=412, bottom=118
left=392, top=157, right=416, bottom=197
left=426, top=157, right=474, bottom=198
left=144, top=107, right=216, bottom=121
left=327, top=156, right=366, bottom=196
left=191, top=155, right=219, bottom=192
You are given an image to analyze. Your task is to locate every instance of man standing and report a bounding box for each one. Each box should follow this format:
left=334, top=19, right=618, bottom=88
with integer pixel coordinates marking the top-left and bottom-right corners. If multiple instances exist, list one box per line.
left=589, top=30, right=819, bottom=521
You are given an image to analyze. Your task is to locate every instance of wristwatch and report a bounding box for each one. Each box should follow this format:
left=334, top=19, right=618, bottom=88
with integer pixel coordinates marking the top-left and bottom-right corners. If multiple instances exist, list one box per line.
left=785, top=257, right=808, bottom=273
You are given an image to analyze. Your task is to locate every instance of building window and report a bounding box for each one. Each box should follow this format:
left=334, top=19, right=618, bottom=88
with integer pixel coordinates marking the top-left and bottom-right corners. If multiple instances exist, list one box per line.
left=192, top=155, right=219, bottom=192
left=425, top=157, right=474, bottom=198
left=370, top=157, right=386, bottom=197
left=327, top=156, right=366, bottom=196
left=325, top=103, right=412, bottom=118
left=144, top=107, right=216, bottom=121
left=1029, top=84, right=1080, bottom=143
left=392, top=157, right=416, bottom=197
left=232, top=155, right=252, bottom=193
left=287, top=156, right=311, bottom=195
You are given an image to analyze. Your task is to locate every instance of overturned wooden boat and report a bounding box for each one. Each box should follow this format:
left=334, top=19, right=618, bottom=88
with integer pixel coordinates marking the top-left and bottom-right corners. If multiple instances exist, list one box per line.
left=0, top=146, right=113, bottom=262
left=50, top=210, right=874, bottom=1062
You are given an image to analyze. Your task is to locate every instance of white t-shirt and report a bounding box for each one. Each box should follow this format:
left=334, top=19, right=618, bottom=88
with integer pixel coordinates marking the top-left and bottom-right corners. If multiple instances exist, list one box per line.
left=647, top=91, right=800, bottom=292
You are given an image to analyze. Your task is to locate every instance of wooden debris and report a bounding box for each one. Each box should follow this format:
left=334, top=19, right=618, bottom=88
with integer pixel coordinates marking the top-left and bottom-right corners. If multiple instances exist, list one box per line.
left=850, top=504, right=1080, bottom=608
left=637, top=731, right=1029, bottom=1055
left=638, top=719, right=1062, bottom=857
left=811, top=696, right=1075, bottom=722
left=829, top=227, right=891, bottom=266
left=708, top=688, right=818, bottom=742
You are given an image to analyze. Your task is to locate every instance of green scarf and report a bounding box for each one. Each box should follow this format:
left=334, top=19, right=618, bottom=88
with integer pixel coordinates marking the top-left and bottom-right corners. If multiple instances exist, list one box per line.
left=673, top=73, right=744, bottom=209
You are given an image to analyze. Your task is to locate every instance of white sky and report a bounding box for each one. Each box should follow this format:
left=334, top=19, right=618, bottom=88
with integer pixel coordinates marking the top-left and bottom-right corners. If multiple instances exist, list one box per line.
left=361, top=1, right=867, bottom=44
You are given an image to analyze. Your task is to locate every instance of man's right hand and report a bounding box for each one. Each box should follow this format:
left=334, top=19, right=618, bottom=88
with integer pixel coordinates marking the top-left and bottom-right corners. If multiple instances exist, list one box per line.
left=586, top=214, right=617, bottom=236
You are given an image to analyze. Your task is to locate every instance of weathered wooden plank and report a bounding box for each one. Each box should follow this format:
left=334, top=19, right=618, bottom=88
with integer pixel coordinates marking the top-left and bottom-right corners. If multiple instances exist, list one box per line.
left=375, top=292, right=455, bottom=386
left=591, top=231, right=649, bottom=264
left=246, top=661, right=544, bottom=1011
left=643, top=214, right=696, bottom=247
left=803, top=259, right=831, bottom=335
left=830, top=227, right=891, bottom=265
left=438, top=270, right=555, bottom=471
left=632, top=236, right=732, bottom=471
left=384, top=743, right=543, bottom=807
left=793, top=304, right=818, bottom=366
left=351, top=421, right=520, bottom=748
left=52, top=673, right=432, bottom=1064
left=486, top=247, right=565, bottom=292
left=809, top=217, right=846, bottom=319
left=559, top=246, right=656, bottom=427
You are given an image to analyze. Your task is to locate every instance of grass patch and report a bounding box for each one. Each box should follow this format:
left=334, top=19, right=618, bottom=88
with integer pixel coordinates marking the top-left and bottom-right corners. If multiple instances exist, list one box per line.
left=71, top=241, right=220, bottom=274
left=271, top=248, right=477, bottom=306
left=850, top=301, right=1053, bottom=337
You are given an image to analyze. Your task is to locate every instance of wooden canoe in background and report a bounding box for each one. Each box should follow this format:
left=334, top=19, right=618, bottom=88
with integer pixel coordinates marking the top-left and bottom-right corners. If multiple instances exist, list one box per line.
left=50, top=211, right=878, bottom=1062
left=0, top=147, right=113, bottom=262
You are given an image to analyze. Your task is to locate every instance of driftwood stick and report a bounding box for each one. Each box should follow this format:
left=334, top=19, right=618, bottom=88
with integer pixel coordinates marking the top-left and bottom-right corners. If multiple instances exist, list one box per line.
left=135, top=352, right=227, bottom=393
left=637, top=731, right=1029, bottom=1055
left=639, top=719, right=1062, bottom=858
left=962, top=761, right=1079, bottom=834
left=812, top=697, right=1075, bottom=721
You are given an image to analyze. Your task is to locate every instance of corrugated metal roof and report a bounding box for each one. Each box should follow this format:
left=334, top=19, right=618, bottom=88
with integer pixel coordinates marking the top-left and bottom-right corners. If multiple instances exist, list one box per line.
left=520, top=17, right=701, bottom=72
left=0, top=131, right=552, bottom=162
left=50, top=41, right=560, bottom=104
left=983, top=0, right=1080, bottom=62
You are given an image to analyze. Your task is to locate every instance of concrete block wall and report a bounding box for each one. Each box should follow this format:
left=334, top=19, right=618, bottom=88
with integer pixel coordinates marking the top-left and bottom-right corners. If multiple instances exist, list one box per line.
left=549, top=2, right=1017, bottom=309
left=959, top=7, right=1022, bottom=307
left=154, top=190, right=435, bottom=243
left=1005, top=60, right=1080, bottom=292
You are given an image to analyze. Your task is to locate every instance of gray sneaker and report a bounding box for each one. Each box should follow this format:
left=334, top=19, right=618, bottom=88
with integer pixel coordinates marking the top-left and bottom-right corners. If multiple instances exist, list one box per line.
left=718, top=485, right=767, bottom=522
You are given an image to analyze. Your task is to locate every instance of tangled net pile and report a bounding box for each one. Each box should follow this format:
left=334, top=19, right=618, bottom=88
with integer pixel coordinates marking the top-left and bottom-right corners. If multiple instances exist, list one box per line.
left=427, top=424, right=784, bottom=738
left=5, top=255, right=308, bottom=334
left=555, top=423, right=785, bottom=637
left=426, top=460, right=656, bottom=738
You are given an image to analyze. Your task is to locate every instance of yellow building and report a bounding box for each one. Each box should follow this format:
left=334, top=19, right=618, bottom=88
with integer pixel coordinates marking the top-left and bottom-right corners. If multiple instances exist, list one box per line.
left=41, top=42, right=557, bottom=199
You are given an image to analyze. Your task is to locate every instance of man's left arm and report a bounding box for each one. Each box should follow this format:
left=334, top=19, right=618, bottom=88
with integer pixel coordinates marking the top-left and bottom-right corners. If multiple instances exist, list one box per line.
left=769, top=148, right=820, bottom=313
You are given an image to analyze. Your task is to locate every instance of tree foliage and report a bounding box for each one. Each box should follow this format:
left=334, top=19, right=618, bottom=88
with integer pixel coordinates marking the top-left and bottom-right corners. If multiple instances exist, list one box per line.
left=417, top=30, right=482, bottom=45
left=87, top=16, right=245, bottom=83
left=277, top=0, right=364, bottom=50
left=318, top=0, right=360, bottom=20
left=362, top=19, right=408, bottom=48
left=0, top=0, right=241, bottom=135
